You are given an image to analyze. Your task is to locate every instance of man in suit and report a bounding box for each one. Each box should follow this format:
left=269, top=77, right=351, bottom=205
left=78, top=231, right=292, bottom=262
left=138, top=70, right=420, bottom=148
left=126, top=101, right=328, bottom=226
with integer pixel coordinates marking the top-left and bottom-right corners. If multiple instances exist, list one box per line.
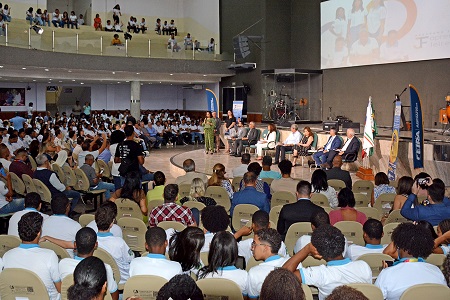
left=234, top=121, right=258, bottom=157
left=312, top=127, right=341, bottom=167
left=230, top=171, right=269, bottom=218
left=277, top=180, right=325, bottom=239
left=325, top=156, right=352, bottom=189
left=322, top=128, right=360, bottom=169
left=229, top=120, right=248, bottom=157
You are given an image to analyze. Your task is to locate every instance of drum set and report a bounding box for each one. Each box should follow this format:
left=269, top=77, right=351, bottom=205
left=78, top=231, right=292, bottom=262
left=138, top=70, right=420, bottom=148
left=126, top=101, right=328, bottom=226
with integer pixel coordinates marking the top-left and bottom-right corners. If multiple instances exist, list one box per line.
left=439, top=93, right=450, bottom=134
left=265, top=92, right=308, bottom=122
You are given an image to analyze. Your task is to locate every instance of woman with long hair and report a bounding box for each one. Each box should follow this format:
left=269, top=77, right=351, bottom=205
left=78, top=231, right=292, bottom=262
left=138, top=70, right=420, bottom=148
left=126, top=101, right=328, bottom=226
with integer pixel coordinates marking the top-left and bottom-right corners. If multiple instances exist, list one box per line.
left=169, top=227, right=205, bottom=276
left=198, top=231, right=248, bottom=295
left=110, top=171, right=148, bottom=217
left=256, top=123, right=277, bottom=160
left=179, top=178, right=216, bottom=206
left=392, top=176, right=414, bottom=210
left=311, top=169, right=338, bottom=208
left=67, top=256, right=107, bottom=300
left=292, top=126, right=314, bottom=166
left=207, top=163, right=233, bottom=199
left=202, top=111, right=215, bottom=154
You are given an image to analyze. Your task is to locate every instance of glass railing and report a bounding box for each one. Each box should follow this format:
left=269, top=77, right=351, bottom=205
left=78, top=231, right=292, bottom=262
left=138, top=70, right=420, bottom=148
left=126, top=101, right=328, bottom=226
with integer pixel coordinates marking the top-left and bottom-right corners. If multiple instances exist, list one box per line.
left=0, top=22, right=234, bottom=62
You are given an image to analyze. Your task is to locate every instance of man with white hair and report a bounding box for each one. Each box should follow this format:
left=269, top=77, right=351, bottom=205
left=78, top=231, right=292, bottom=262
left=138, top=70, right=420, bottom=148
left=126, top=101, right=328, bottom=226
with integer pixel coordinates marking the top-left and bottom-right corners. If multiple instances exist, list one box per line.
left=234, top=121, right=259, bottom=156
left=321, top=128, right=360, bottom=169
left=274, top=124, right=302, bottom=164
left=175, top=159, right=208, bottom=185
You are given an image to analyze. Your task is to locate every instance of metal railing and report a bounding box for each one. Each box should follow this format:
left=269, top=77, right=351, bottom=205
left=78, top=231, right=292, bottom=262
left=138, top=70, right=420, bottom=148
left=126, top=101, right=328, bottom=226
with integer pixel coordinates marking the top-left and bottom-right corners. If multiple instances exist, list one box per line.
left=0, top=23, right=233, bottom=61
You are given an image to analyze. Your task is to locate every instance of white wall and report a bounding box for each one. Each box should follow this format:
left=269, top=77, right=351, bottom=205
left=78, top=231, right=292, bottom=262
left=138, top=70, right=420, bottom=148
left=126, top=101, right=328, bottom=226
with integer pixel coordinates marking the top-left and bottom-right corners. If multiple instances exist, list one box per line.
left=0, top=82, right=46, bottom=112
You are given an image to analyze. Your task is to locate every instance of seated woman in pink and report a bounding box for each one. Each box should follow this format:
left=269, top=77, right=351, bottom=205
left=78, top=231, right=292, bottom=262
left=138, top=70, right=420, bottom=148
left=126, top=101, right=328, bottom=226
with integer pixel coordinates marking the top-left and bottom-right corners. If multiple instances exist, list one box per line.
left=329, top=187, right=367, bottom=225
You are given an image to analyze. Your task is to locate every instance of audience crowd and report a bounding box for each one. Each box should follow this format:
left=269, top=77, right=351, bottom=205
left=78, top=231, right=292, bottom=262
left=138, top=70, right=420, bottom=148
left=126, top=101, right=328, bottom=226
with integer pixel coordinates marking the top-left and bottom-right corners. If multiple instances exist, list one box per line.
left=0, top=105, right=449, bottom=300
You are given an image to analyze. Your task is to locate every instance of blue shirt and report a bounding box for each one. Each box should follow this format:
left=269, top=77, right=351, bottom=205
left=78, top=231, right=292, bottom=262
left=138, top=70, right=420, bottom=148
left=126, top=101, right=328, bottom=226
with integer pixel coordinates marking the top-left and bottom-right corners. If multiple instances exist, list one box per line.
left=9, top=116, right=27, bottom=130
left=97, top=149, right=112, bottom=163
left=259, top=170, right=282, bottom=179
left=146, top=126, right=158, bottom=137
left=400, top=194, right=450, bottom=226
left=230, top=186, right=270, bottom=216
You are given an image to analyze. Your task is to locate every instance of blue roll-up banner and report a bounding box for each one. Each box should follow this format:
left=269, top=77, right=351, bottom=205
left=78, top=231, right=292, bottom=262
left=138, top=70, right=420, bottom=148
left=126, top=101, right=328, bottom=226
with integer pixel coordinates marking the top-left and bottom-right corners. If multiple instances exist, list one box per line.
left=232, top=101, right=244, bottom=120
left=206, top=89, right=219, bottom=114
left=388, top=100, right=401, bottom=181
left=409, top=84, right=424, bottom=169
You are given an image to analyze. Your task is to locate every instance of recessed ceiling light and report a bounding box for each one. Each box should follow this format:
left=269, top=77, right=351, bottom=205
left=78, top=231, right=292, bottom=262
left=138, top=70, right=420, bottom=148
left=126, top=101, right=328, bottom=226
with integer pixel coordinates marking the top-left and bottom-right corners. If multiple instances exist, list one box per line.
left=117, top=82, right=121, bottom=84
left=169, top=74, right=173, bottom=76
left=44, top=69, right=49, bottom=72
left=170, top=84, right=173, bottom=86
left=159, top=81, right=162, bottom=84
left=80, top=82, right=84, bottom=85
left=136, top=72, right=140, bottom=75
left=112, top=72, right=116, bottom=75
left=49, top=79, right=52, bottom=81
left=125, top=81, right=129, bottom=83
left=32, top=80, right=36, bottom=82
left=72, top=80, right=76, bottom=82
left=48, top=82, right=51, bottom=84
left=59, top=81, right=62, bottom=83
left=22, top=67, right=27, bottom=70
left=68, top=70, right=72, bottom=73
left=149, top=83, right=152, bottom=85
left=0, top=66, right=3, bottom=68
left=203, top=74, right=207, bottom=77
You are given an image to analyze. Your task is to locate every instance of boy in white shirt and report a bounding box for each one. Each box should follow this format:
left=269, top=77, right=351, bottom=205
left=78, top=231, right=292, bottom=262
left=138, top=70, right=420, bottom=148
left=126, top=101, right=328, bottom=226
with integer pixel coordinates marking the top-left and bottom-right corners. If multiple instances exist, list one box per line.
left=96, top=201, right=134, bottom=284
left=8, top=192, right=49, bottom=237
left=283, top=225, right=372, bottom=300
left=105, top=20, right=114, bottom=32
left=247, top=228, right=291, bottom=298
left=345, top=218, right=387, bottom=261
left=235, top=210, right=288, bottom=264
left=58, top=227, right=119, bottom=300
left=3, top=212, right=61, bottom=300
left=130, top=227, right=182, bottom=280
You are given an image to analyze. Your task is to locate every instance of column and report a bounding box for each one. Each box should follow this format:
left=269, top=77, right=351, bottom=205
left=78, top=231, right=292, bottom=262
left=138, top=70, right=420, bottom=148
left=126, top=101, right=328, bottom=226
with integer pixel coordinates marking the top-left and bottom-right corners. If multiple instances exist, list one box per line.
left=130, top=81, right=141, bottom=120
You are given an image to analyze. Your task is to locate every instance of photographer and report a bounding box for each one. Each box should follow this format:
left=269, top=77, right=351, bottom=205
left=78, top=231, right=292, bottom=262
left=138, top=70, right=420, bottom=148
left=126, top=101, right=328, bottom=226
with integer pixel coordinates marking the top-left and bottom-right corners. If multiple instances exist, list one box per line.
left=400, top=177, right=450, bottom=226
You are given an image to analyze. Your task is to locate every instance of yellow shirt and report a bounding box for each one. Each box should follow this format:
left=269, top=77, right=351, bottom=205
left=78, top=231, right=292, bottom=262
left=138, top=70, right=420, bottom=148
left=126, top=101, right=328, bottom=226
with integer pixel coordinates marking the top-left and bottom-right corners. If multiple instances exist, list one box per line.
left=112, top=38, right=122, bottom=45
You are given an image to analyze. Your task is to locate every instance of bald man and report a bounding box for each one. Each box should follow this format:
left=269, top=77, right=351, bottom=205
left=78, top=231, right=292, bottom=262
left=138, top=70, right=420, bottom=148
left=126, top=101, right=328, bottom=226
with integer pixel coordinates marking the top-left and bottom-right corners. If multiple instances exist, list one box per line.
left=321, top=129, right=360, bottom=169
left=325, top=156, right=352, bottom=189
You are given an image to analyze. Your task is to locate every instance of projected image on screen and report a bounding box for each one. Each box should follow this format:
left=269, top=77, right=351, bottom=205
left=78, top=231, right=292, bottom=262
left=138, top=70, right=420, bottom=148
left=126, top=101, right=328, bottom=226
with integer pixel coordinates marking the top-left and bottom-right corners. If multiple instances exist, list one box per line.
left=321, top=0, right=450, bottom=69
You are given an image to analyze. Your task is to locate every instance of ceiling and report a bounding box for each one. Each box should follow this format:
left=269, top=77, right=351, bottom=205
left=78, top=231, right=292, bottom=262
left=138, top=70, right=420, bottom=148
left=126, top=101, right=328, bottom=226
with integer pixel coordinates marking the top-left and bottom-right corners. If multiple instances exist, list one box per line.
left=0, top=64, right=228, bottom=86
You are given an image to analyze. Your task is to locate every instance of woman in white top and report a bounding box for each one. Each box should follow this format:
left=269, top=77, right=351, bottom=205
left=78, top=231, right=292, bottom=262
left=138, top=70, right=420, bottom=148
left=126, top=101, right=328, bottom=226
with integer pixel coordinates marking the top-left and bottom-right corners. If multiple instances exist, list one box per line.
left=347, top=0, right=367, bottom=45
left=69, top=11, right=78, bottom=29
left=198, top=231, right=248, bottom=296
left=311, top=169, right=338, bottom=208
left=112, top=4, right=121, bottom=24
left=256, top=123, right=277, bottom=159
left=3, top=4, right=11, bottom=22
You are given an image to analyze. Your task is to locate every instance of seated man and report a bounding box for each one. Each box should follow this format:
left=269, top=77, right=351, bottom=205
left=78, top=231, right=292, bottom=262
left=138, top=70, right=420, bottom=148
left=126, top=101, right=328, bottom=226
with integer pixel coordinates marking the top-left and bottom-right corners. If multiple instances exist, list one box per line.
left=231, top=172, right=269, bottom=217
left=274, top=124, right=302, bottom=164
left=3, top=212, right=61, bottom=300
left=312, top=127, right=341, bottom=168
left=130, top=227, right=182, bottom=280
left=9, top=149, right=33, bottom=178
left=184, top=33, right=193, bottom=49
left=277, top=180, right=325, bottom=240
left=234, top=210, right=288, bottom=264
left=174, top=159, right=208, bottom=185
left=77, top=133, right=107, bottom=166
left=58, top=227, right=119, bottom=300
left=294, top=210, right=332, bottom=254
left=42, top=194, right=82, bottom=258
left=86, top=201, right=123, bottom=238
left=233, top=121, right=259, bottom=157
left=345, top=219, right=387, bottom=261
left=167, top=33, right=180, bottom=51
left=231, top=153, right=251, bottom=178
left=270, top=160, right=298, bottom=194
left=148, top=184, right=196, bottom=227
left=0, top=172, right=25, bottom=214
left=34, top=154, right=80, bottom=215
left=8, top=192, right=49, bottom=237
left=325, top=156, right=352, bottom=190
left=283, top=224, right=372, bottom=300
left=80, top=154, right=115, bottom=200
left=200, top=205, right=230, bottom=252
left=229, top=120, right=248, bottom=157
left=146, top=171, right=166, bottom=203
left=321, top=128, right=360, bottom=169
left=259, top=155, right=281, bottom=179
left=401, top=178, right=450, bottom=226
left=376, top=222, right=447, bottom=299
left=96, top=201, right=134, bottom=285
left=247, top=228, right=291, bottom=299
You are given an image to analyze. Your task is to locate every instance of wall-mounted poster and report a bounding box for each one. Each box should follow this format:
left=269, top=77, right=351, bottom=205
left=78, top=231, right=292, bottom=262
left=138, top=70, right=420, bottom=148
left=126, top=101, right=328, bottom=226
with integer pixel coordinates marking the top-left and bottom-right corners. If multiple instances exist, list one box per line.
left=0, top=88, right=26, bottom=106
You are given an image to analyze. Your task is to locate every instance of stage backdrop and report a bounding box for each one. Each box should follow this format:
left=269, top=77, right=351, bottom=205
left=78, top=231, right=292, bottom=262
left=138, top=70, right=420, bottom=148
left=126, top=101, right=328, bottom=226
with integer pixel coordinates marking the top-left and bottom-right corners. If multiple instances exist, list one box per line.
left=321, top=0, right=450, bottom=69
left=0, top=88, right=26, bottom=106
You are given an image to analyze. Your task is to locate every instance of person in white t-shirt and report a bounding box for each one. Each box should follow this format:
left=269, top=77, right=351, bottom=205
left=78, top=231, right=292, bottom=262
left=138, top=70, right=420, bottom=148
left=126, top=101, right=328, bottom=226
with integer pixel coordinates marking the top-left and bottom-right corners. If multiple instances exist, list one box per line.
left=198, top=231, right=248, bottom=296
left=8, top=192, right=49, bottom=237
left=3, top=212, right=61, bottom=300
left=200, top=205, right=230, bottom=252
left=168, top=33, right=180, bottom=52
left=283, top=224, right=372, bottom=300
left=235, top=210, right=288, bottom=264
left=345, top=218, right=387, bottom=261
left=41, top=194, right=82, bottom=258
left=96, top=201, right=134, bottom=284
left=375, top=222, right=447, bottom=300
left=247, top=228, right=291, bottom=298
left=366, top=0, right=386, bottom=41
left=130, top=227, right=182, bottom=280
left=350, top=29, right=379, bottom=66
left=347, top=0, right=367, bottom=45
left=69, top=11, right=78, bottom=29
left=58, top=227, right=119, bottom=300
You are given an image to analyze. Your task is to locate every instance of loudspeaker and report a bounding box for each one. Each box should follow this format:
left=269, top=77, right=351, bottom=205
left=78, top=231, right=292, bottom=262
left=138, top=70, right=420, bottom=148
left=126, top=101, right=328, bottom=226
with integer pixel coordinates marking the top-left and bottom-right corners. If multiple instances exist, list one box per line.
left=342, top=122, right=360, bottom=133
left=323, top=121, right=338, bottom=131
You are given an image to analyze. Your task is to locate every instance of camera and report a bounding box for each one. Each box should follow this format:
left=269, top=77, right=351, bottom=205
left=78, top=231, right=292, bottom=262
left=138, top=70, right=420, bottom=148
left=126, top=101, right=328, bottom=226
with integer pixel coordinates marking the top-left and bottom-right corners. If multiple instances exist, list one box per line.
left=417, top=178, right=430, bottom=189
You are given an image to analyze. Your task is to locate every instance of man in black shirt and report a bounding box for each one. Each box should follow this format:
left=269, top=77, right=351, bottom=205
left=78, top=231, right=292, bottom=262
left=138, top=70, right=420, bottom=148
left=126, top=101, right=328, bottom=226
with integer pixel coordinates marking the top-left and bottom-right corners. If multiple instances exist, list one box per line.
left=114, top=125, right=144, bottom=178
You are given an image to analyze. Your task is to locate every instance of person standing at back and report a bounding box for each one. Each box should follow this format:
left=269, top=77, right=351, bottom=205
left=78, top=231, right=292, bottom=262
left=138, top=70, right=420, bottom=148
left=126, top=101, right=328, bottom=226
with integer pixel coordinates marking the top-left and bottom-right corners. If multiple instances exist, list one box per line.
left=114, top=125, right=144, bottom=181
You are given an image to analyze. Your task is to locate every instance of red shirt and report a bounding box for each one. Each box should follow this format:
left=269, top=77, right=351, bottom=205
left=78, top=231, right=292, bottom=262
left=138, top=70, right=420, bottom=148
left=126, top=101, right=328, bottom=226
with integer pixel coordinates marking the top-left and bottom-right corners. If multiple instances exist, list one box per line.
left=148, top=202, right=195, bottom=227
left=9, top=160, right=34, bottom=179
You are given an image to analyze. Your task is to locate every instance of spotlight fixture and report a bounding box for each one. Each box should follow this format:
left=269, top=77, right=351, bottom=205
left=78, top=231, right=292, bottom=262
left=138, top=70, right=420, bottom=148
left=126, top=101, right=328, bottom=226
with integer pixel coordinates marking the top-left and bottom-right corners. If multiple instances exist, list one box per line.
left=124, top=32, right=133, bottom=40
left=31, top=25, right=44, bottom=35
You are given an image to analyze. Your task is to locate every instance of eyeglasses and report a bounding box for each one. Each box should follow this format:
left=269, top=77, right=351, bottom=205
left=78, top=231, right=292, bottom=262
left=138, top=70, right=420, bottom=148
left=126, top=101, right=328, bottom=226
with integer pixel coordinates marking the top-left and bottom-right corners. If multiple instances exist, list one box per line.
left=251, top=241, right=271, bottom=248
